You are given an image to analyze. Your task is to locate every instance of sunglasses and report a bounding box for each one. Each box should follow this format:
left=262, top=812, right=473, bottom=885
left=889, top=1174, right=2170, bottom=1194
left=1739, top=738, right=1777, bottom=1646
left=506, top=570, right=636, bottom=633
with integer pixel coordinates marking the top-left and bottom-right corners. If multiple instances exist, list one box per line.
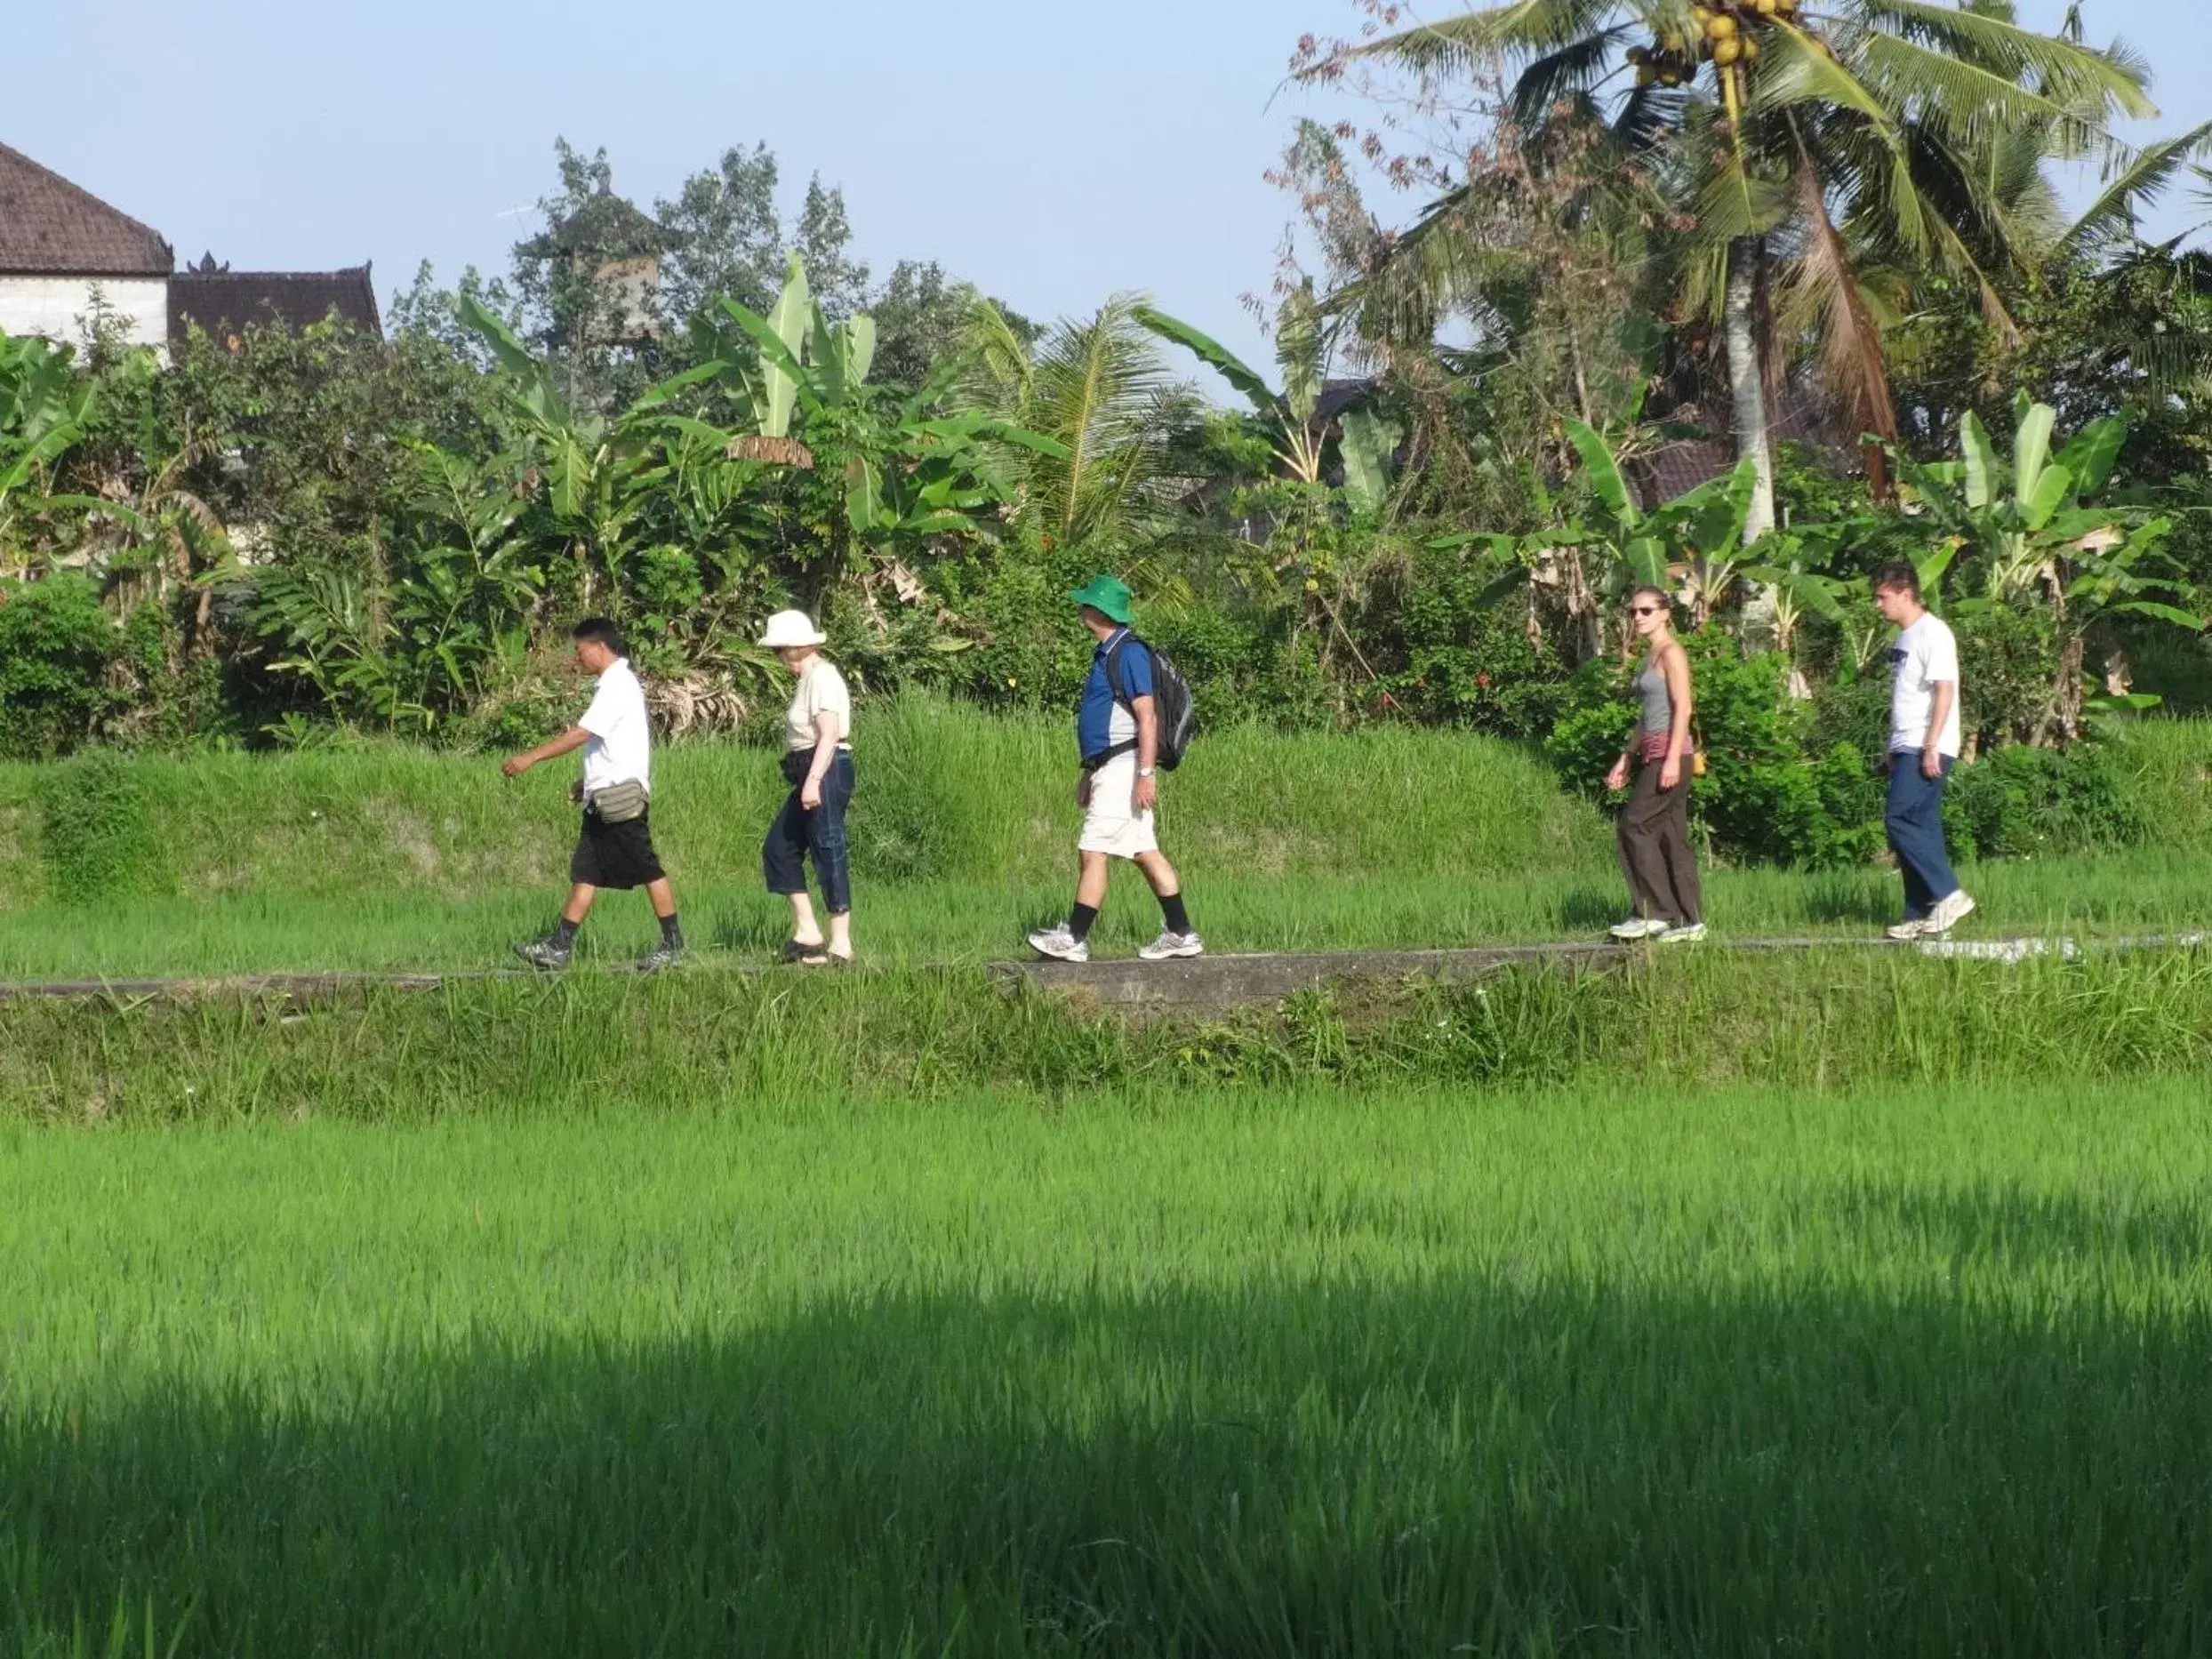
left=1631, top=605, right=1666, bottom=616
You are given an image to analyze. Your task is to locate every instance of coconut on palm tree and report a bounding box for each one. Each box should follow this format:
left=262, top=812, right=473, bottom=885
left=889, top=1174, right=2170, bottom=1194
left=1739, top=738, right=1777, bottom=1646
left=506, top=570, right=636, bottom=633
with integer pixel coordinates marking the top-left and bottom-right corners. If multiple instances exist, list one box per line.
left=1315, top=0, right=2160, bottom=541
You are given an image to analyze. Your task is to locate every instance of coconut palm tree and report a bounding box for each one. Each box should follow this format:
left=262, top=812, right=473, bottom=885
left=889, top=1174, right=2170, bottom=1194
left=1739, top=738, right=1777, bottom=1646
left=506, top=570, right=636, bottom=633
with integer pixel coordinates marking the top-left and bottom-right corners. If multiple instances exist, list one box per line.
left=956, top=293, right=1198, bottom=556
left=1320, top=0, right=2159, bottom=541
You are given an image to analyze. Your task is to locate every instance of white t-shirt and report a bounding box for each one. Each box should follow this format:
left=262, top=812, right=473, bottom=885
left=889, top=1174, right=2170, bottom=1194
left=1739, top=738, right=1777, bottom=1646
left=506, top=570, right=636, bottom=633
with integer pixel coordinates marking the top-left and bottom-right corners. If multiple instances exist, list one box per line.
left=785, top=656, right=853, bottom=752
left=579, top=657, right=652, bottom=795
left=1888, top=613, right=1962, bottom=758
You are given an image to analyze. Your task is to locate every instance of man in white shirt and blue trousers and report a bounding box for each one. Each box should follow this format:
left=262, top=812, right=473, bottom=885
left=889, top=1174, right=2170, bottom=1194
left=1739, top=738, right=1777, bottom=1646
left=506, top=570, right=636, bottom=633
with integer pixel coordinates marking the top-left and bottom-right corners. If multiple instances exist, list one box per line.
left=501, top=617, right=685, bottom=972
left=1873, top=562, right=1975, bottom=942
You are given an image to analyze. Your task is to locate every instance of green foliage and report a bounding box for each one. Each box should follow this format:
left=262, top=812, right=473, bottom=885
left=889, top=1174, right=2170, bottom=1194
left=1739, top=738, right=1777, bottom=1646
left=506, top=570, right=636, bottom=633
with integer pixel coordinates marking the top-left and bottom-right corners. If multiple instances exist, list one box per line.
left=1944, top=741, right=2149, bottom=862
left=0, top=575, right=121, bottom=758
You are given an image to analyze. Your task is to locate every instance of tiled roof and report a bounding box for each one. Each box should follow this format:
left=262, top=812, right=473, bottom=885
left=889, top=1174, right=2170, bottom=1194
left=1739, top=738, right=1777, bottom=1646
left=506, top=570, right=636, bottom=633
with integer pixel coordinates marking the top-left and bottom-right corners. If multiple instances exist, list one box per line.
left=0, top=142, right=172, bottom=275
left=1636, top=386, right=1856, bottom=507
left=169, top=267, right=382, bottom=345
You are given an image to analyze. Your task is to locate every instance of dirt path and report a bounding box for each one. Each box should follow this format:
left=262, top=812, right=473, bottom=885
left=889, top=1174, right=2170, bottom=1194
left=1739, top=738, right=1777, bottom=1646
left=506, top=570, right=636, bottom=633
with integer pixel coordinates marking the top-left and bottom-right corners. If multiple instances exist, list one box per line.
left=2, top=932, right=2200, bottom=1013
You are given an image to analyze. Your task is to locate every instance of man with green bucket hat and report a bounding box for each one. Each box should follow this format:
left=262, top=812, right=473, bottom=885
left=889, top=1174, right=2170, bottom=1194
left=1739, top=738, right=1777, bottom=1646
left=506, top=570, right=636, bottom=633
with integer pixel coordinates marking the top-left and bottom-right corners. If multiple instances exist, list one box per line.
left=1027, top=574, right=1203, bottom=964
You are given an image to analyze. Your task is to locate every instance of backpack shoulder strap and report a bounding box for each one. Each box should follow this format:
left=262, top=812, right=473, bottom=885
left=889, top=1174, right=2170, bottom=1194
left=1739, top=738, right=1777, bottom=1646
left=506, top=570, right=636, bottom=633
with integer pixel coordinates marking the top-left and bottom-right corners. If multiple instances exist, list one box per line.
left=1102, top=629, right=1141, bottom=710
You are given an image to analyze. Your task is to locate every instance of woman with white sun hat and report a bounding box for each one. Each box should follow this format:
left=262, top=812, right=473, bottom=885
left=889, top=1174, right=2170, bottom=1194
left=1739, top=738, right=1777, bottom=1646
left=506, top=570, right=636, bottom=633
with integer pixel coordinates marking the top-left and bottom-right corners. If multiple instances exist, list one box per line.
left=758, top=608, right=855, bottom=965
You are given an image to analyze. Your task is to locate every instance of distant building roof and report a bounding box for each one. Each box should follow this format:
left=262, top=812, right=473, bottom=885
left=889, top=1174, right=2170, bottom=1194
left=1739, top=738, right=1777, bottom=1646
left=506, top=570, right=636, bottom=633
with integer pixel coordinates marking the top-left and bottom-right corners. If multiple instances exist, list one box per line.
left=1637, top=385, right=1854, bottom=507
left=0, top=141, right=173, bottom=276
left=169, top=262, right=382, bottom=346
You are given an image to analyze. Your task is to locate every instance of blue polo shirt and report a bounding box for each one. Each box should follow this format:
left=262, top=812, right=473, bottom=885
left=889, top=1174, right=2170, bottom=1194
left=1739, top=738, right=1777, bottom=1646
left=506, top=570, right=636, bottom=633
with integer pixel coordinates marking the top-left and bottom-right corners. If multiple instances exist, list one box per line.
left=1077, top=628, right=1155, bottom=762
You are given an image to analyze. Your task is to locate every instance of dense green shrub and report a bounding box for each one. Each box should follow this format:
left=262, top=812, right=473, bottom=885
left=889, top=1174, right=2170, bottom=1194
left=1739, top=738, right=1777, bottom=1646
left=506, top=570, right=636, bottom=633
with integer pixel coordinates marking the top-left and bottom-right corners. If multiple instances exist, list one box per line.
left=1354, top=542, right=1577, bottom=741
left=0, top=575, right=121, bottom=760
left=1944, top=740, right=2149, bottom=860
left=34, top=748, right=170, bottom=901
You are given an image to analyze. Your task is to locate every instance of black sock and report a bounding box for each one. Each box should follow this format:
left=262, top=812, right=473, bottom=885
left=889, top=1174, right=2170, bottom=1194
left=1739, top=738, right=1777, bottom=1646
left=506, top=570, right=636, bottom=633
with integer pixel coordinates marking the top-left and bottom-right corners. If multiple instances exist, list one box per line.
left=1068, top=902, right=1099, bottom=942
left=660, top=913, right=684, bottom=948
left=551, top=918, right=580, bottom=949
left=1158, top=891, right=1191, bottom=935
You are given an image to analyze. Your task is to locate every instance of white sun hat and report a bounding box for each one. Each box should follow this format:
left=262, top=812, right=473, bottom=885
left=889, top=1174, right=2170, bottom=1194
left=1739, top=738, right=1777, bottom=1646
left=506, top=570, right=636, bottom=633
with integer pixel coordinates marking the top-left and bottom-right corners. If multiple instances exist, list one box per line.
left=758, top=609, right=828, bottom=649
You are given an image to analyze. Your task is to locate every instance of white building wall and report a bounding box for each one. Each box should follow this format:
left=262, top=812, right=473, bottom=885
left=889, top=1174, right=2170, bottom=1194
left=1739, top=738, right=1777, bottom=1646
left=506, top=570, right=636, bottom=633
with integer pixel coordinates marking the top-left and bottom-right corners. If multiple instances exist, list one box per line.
left=0, top=276, right=169, bottom=357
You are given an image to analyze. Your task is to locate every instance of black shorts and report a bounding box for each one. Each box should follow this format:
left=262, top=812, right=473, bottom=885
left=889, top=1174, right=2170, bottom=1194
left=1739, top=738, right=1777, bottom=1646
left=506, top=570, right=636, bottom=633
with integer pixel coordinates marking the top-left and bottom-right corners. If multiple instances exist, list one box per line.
left=570, top=806, right=665, bottom=890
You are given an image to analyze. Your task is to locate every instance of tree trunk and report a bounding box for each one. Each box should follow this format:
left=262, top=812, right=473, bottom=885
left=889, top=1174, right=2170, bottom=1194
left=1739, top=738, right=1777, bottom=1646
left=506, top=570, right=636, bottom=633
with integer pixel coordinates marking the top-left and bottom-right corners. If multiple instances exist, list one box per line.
left=1723, top=236, right=1776, bottom=545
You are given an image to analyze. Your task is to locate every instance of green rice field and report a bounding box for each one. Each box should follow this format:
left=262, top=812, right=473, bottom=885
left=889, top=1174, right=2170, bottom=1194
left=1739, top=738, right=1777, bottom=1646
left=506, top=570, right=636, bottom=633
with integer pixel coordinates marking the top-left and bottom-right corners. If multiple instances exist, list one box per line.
left=6, top=1055, right=2212, bottom=1654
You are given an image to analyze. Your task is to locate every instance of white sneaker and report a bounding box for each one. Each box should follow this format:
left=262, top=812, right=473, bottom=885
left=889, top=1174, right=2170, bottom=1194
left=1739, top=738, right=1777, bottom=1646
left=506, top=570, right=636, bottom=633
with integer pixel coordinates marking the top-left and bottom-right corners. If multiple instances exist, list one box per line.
left=1926, top=890, right=1976, bottom=934
left=1608, top=918, right=1670, bottom=941
left=1139, top=930, right=1206, bottom=961
left=1654, top=921, right=1706, bottom=943
left=1886, top=918, right=1931, bottom=942
left=1027, top=926, right=1090, bottom=963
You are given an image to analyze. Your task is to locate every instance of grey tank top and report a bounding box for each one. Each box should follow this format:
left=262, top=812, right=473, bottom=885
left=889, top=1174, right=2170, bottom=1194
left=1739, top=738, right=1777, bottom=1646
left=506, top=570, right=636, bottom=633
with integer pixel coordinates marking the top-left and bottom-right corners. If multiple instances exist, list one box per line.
left=1634, top=653, right=1672, bottom=733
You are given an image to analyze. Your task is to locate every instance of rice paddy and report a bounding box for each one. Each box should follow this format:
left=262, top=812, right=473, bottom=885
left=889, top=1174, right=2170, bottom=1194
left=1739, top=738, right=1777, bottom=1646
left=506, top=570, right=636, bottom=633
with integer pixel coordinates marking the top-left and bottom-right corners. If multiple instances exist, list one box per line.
left=6, top=1065, right=2212, bottom=1655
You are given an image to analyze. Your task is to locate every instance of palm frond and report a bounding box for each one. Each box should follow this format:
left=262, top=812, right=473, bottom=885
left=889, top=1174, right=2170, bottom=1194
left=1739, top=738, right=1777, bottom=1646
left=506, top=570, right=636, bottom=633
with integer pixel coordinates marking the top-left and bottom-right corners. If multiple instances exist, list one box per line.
left=2058, top=123, right=2212, bottom=263
left=1780, top=160, right=1898, bottom=446
left=1509, top=25, right=1636, bottom=126
left=1337, top=0, right=1629, bottom=74
left=1848, top=0, right=2156, bottom=121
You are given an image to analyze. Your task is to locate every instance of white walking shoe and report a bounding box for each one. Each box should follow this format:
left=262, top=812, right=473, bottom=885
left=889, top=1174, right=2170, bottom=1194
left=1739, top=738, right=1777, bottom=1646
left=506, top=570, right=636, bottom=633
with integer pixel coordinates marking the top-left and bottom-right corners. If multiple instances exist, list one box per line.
left=1608, top=917, right=1670, bottom=941
left=1886, top=918, right=1932, bottom=941
left=1654, top=921, right=1707, bottom=944
left=1925, top=890, right=1976, bottom=935
left=1138, top=930, right=1206, bottom=961
left=1027, top=926, right=1090, bottom=963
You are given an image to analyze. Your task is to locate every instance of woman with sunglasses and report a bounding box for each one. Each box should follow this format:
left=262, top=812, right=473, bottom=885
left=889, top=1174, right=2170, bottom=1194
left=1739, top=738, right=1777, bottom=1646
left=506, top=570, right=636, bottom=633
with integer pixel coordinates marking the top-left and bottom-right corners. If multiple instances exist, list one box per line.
left=1602, top=586, right=1704, bottom=942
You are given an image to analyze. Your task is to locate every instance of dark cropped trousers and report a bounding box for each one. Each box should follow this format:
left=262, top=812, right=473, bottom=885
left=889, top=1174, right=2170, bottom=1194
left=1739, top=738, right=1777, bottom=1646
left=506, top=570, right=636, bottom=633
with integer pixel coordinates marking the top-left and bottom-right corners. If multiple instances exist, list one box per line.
left=762, top=749, right=854, bottom=915
left=1616, top=757, right=1703, bottom=926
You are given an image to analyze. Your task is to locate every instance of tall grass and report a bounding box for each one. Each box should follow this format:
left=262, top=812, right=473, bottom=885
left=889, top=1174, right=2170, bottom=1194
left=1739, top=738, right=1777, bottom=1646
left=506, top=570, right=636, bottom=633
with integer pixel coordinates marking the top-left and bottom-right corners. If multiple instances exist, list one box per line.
left=0, top=704, right=2204, bottom=976
left=4, top=949, right=2208, bottom=1123
left=0, top=696, right=1607, bottom=909
left=5, top=1072, right=2212, bottom=1654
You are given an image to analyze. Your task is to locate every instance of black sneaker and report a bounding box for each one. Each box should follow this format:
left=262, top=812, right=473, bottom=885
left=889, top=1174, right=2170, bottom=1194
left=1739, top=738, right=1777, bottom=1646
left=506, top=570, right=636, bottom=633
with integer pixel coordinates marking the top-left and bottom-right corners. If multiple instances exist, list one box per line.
left=513, top=935, right=573, bottom=972
left=635, top=941, right=684, bottom=974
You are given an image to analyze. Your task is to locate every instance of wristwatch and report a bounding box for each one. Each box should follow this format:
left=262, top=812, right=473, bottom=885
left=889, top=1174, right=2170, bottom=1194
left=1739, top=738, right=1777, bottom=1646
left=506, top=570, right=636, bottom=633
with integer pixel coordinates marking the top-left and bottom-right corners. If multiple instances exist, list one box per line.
left=1137, top=766, right=1156, bottom=777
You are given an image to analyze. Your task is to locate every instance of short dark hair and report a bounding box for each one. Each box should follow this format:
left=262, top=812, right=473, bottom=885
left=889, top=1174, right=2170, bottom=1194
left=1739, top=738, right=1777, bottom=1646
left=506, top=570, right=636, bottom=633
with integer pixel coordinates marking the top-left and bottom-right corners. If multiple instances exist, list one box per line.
left=1872, top=562, right=1920, bottom=600
left=572, top=616, right=627, bottom=655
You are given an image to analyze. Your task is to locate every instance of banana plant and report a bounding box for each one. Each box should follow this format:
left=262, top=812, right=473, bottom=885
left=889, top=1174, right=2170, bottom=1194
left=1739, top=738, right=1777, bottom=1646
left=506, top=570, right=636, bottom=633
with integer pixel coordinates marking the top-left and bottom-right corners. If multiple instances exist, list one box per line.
left=713, top=267, right=1067, bottom=557
left=460, top=296, right=727, bottom=608
left=1134, top=285, right=1392, bottom=498
left=1895, top=396, right=2200, bottom=740
left=1893, top=395, right=2132, bottom=604
left=0, top=330, right=98, bottom=567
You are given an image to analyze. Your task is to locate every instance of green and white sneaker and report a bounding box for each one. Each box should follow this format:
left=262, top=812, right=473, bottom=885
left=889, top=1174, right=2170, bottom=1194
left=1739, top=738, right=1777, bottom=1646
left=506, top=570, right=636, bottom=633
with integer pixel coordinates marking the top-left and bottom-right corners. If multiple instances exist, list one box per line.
left=1655, top=921, right=1707, bottom=944
left=1609, top=918, right=1670, bottom=941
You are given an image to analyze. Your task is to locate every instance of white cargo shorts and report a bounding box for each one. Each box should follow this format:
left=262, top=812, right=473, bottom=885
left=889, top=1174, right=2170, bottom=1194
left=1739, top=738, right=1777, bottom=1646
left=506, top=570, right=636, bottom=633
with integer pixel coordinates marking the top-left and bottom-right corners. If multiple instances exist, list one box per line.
left=1078, top=751, right=1158, bottom=860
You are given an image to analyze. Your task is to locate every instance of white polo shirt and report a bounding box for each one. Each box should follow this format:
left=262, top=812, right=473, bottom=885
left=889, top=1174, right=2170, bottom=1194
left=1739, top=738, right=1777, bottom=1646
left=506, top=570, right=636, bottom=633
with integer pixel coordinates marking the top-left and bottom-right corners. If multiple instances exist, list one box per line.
left=579, top=657, right=652, bottom=795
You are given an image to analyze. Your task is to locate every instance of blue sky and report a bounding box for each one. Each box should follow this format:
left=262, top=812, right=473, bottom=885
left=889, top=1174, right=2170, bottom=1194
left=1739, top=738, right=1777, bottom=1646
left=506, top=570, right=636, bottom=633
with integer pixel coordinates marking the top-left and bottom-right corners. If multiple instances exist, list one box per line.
left=19, top=0, right=2209, bottom=370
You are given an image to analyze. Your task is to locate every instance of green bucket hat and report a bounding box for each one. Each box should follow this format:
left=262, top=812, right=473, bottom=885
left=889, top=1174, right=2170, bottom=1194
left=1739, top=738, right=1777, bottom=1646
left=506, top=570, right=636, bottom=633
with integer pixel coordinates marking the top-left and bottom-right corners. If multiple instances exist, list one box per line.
left=1067, top=573, right=1135, bottom=625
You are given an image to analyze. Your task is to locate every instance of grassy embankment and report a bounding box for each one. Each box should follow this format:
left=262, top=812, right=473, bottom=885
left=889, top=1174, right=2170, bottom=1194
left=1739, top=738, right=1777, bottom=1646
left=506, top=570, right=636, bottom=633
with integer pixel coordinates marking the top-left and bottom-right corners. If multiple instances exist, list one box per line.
left=0, top=700, right=2207, bottom=976
left=7, top=1061, right=2212, bottom=1655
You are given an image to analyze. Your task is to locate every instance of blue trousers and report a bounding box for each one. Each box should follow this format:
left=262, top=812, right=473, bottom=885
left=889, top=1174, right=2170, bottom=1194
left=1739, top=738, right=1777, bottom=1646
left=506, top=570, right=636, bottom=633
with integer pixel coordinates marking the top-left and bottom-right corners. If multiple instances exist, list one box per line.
left=1886, top=749, right=1960, bottom=920
left=763, top=749, right=854, bottom=915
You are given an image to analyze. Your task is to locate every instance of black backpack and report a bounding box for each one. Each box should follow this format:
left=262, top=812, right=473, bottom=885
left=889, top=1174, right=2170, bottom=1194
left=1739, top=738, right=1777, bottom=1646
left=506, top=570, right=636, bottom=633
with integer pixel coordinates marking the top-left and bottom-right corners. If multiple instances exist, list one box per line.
left=1102, top=632, right=1196, bottom=772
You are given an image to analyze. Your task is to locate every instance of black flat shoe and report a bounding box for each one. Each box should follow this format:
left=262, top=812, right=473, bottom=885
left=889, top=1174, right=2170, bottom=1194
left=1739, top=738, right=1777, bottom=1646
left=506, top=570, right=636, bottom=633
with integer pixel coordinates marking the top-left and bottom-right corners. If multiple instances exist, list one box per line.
left=779, top=939, right=821, bottom=964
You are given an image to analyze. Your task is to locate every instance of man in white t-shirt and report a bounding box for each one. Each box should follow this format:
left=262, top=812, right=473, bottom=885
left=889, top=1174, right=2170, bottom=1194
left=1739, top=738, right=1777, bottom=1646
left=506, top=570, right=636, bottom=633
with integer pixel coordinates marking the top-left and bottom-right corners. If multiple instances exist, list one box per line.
left=1873, top=563, right=1974, bottom=940
left=501, top=617, right=685, bottom=972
